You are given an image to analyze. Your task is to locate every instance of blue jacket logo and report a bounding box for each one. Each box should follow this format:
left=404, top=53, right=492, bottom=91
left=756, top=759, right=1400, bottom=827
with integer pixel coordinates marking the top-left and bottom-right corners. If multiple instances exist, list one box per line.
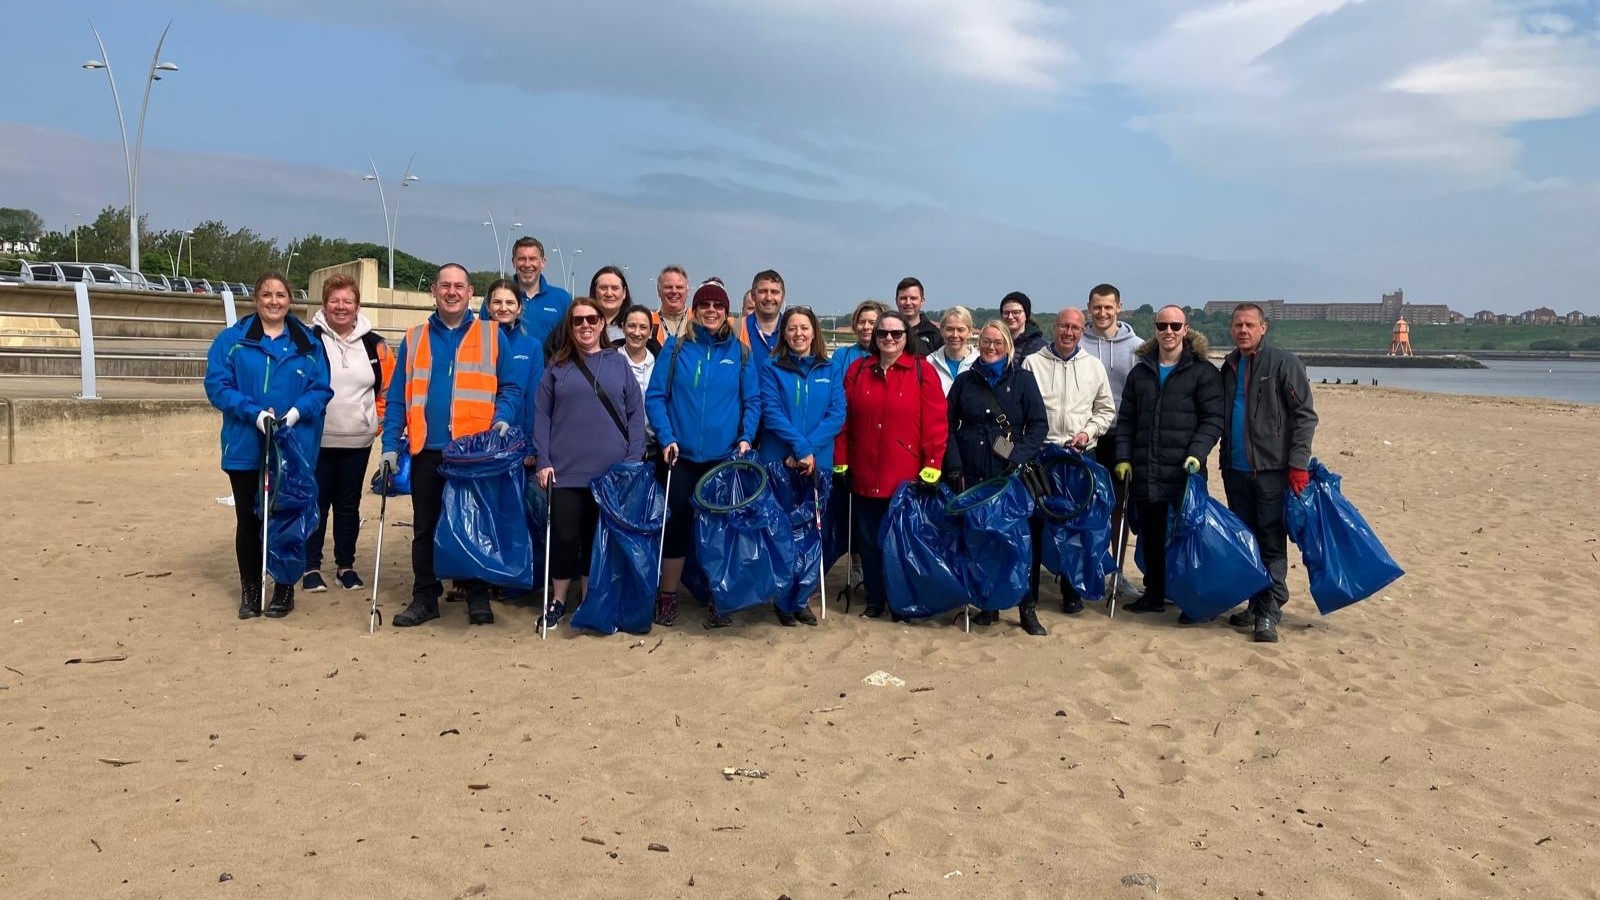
left=718, top=359, right=736, bottom=365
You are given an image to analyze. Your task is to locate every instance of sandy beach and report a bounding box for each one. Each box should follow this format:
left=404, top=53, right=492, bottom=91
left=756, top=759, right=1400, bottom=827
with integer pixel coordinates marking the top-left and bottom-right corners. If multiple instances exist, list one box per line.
left=2, top=386, right=1597, bottom=899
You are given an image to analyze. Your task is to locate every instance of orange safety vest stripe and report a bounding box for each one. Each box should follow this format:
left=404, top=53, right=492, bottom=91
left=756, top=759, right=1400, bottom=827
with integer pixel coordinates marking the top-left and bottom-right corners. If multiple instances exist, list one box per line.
left=403, top=317, right=499, bottom=454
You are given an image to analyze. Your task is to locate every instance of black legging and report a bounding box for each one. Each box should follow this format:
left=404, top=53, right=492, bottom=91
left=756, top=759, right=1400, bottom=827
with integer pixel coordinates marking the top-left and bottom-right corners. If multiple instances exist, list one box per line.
left=548, top=486, right=601, bottom=581
left=658, top=458, right=717, bottom=560
left=307, top=446, right=369, bottom=571
left=852, top=494, right=892, bottom=610
left=226, top=469, right=262, bottom=584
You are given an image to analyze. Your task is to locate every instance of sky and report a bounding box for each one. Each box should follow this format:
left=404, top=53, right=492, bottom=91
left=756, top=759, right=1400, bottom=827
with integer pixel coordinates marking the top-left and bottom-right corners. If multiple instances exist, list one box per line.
left=3, top=0, right=1599, bottom=314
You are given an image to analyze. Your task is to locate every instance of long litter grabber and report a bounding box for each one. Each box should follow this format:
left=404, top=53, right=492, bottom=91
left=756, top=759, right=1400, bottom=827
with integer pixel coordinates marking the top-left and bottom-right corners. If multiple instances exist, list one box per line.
left=652, top=462, right=673, bottom=617
left=813, top=479, right=827, bottom=621
left=540, top=473, right=555, bottom=640
left=258, top=416, right=278, bottom=616
left=1107, top=468, right=1134, bottom=620
left=368, top=460, right=391, bottom=633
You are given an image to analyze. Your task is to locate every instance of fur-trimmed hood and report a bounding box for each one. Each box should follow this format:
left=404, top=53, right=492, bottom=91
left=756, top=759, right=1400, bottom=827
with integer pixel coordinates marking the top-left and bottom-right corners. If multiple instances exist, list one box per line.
left=1134, top=330, right=1210, bottom=361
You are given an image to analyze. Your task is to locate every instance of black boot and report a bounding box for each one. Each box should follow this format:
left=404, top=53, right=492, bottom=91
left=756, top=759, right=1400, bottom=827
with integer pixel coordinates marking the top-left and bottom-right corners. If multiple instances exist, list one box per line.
left=264, top=583, right=294, bottom=618
left=792, top=606, right=818, bottom=626
left=467, top=593, right=495, bottom=626
left=973, top=609, right=999, bottom=626
left=1019, top=601, right=1048, bottom=636
left=1124, top=593, right=1166, bottom=613
left=1250, top=595, right=1281, bottom=643
left=775, top=608, right=799, bottom=627
left=392, top=598, right=440, bottom=627
left=238, top=582, right=262, bottom=620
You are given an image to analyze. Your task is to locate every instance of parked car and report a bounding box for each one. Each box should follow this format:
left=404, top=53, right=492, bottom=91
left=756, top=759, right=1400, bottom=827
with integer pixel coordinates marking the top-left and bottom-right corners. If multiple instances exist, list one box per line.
left=145, top=274, right=173, bottom=291
left=1, top=260, right=34, bottom=283
left=57, top=263, right=93, bottom=284
left=169, top=276, right=194, bottom=292
left=189, top=278, right=215, bottom=294
left=27, top=262, right=64, bottom=282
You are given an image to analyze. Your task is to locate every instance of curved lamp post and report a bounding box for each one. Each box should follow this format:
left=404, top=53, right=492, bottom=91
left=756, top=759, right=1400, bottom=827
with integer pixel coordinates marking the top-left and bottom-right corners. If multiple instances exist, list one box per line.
left=83, top=20, right=179, bottom=273
left=482, top=212, right=523, bottom=278
left=362, top=153, right=418, bottom=290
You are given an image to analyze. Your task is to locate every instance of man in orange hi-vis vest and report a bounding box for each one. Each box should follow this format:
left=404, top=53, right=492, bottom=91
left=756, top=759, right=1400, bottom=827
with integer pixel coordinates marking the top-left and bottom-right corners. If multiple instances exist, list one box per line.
left=380, top=263, right=525, bottom=628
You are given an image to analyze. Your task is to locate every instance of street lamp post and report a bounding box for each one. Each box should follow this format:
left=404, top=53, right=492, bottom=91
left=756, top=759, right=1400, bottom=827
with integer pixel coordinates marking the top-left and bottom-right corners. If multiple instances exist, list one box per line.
left=72, top=213, right=83, bottom=263
left=482, top=212, right=523, bottom=278
left=362, top=153, right=418, bottom=291
left=284, top=248, right=300, bottom=284
left=82, top=20, right=179, bottom=273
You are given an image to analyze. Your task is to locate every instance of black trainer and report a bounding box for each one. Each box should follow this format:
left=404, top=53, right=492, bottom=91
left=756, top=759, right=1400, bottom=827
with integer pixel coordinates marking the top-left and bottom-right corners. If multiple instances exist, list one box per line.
left=467, top=594, right=495, bottom=626
left=264, top=584, right=294, bottom=618
left=336, top=569, right=364, bottom=591
left=542, top=600, right=566, bottom=629
left=238, top=582, right=263, bottom=620
left=973, top=609, right=999, bottom=626
left=793, top=607, right=818, bottom=627
left=1228, top=611, right=1253, bottom=628
left=861, top=605, right=885, bottom=619
left=1124, top=594, right=1166, bottom=614
left=775, top=609, right=799, bottom=627
left=393, top=599, right=440, bottom=627
left=1062, top=595, right=1084, bottom=614
left=302, top=572, right=328, bottom=593
left=1253, top=620, right=1280, bottom=643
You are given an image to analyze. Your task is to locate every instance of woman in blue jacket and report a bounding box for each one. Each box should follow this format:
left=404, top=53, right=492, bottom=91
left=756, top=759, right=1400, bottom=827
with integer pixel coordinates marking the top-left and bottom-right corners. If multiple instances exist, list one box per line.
left=757, top=307, right=847, bottom=626
left=204, top=270, right=333, bottom=620
left=645, top=280, right=761, bottom=629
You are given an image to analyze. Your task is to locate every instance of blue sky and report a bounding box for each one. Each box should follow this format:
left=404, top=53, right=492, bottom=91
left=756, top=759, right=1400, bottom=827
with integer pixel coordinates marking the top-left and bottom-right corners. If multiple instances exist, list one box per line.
left=3, top=0, right=1599, bottom=313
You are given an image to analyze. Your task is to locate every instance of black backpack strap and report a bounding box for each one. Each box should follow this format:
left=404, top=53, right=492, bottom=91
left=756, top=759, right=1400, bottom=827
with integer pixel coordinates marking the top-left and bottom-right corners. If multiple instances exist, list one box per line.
left=573, top=352, right=629, bottom=439
left=359, top=331, right=386, bottom=393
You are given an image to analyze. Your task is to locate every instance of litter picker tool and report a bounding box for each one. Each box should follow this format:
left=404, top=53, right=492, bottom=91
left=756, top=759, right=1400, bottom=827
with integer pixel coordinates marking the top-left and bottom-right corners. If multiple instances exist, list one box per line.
left=257, top=416, right=278, bottom=616
left=813, top=479, right=827, bottom=621
left=540, top=473, right=554, bottom=640
left=1107, top=467, right=1134, bottom=619
left=368, top=460, right=391, bottom=633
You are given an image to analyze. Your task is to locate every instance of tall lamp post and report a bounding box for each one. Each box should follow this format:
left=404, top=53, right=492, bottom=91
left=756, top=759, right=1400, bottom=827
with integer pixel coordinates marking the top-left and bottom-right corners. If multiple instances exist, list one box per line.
left=362, top=153, right=418, bottom=291
left=82, top=20, right=179, bottom=273
left=482, top=212, right=523, bottom=277
left=72, top=213, right=83, bottom=263
left=284, top=248, right=300, bottom=284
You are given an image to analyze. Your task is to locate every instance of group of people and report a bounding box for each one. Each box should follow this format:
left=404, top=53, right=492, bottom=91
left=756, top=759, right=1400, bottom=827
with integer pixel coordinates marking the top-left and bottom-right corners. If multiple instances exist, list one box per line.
left=205, top=237, right=1318, bottom=643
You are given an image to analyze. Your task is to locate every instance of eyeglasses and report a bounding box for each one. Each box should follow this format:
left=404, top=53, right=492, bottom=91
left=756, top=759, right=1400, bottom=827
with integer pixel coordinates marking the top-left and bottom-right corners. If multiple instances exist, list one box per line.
left=1154, top=321, right=1185, bottom=332
left=571, top=314, right=602, bottom=326
left=694, top=299, right=728, bottom=311
left=875, top=329, right=907, bottom=339
left=1001, top=308, right=1025, bottom=317
left=978, top=338, right=1007, bottom=349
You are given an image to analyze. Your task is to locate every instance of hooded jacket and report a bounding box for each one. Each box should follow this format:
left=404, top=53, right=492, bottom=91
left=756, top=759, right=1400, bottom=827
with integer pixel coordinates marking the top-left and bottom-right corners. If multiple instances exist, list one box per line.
left=1011, top=322, right=1048, bottom=361
left=1220, top=340, right=1318, bottom=472
left=1021, top=343, right=1116, bottom=448
left=757, top=351, right=847, bottom=471
left=835, top=353, right=948, bottom=499
left=1112, top=332, right=1224, bottom=503
left=931, top=346, right=977, bottom=396
left=205, top=314, right=333, bottom=471
left=645, top=325, right=761, bottom=464
left=310, top=309, right=394, bottom=450
left=944, top=361, right=1048, bottom=484
left=1080, top=320, right=1142, bottom=415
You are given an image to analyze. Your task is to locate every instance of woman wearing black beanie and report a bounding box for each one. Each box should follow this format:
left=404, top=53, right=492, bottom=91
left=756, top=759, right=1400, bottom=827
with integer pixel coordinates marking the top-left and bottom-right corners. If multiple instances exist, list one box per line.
left=1001, top=291, right=1048, bottom=361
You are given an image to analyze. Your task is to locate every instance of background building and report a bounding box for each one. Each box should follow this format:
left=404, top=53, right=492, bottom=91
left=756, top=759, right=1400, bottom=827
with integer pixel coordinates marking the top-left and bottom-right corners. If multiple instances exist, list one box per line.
left=1203, top=289, right=1454, bottom=324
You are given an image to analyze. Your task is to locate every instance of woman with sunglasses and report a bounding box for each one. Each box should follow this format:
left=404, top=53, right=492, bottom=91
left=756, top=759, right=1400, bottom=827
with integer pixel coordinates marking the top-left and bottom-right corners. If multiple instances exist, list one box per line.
left=945, top=321, right=1050, bottom=634
left=832, top=300, right=885, bottom=378
left=757, top=307, right=847, bottom=626
left=932, top=305, right=978, bottom=396
left=534, top=298, right=647, bottom=628
left=645, top=281, right=761, bottom=629
left=833, top=311, right=948, bottom=620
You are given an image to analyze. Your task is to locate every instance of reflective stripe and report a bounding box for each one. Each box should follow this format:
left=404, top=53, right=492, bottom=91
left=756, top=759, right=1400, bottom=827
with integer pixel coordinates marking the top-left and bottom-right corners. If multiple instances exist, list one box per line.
left=403, top=318, right=500, bottom=454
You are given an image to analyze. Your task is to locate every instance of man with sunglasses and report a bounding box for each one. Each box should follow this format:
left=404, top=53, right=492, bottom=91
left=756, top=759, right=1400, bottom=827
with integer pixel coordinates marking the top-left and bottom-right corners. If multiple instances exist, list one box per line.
left=1219, top=302, right=1318, bottom=643
left=895, top=277, right=944, bottom=357
left=736, top=269, right=787, bottom=367
left=1112, top=306, right=1223, bottom=618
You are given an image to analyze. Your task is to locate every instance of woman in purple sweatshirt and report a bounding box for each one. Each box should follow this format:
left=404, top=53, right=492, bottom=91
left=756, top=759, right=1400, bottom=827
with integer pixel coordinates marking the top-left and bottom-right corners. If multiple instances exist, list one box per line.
left=534, top=299, right=647, bottom=627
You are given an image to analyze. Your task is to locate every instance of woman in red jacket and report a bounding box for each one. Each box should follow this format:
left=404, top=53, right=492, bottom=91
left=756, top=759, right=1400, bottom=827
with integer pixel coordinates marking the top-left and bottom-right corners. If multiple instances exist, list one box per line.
left=833, top=311, right=949, bottom=619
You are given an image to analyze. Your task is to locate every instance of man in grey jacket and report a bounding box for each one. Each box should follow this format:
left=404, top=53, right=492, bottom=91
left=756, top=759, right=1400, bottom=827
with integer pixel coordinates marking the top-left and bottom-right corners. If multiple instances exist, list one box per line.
left=1081, top=283, right=1142, bottom=595
left=1219, top=302, right=1318, bottom=643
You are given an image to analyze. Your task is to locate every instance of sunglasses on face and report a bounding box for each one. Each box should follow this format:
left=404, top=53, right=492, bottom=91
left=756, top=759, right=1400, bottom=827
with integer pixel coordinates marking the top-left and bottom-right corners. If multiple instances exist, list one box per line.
left=875, top=329, right=907, bottom=339
left=571, top=314, right=602, bottom=326
left=695, top=300, right=729, bottom=311
left=1154, top=321, right=1185, bottom=332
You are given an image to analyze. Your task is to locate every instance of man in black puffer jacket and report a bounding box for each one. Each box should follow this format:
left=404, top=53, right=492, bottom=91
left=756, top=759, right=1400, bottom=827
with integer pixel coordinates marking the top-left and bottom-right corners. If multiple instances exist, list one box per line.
left=1112, top=306, right=1224, bottom=615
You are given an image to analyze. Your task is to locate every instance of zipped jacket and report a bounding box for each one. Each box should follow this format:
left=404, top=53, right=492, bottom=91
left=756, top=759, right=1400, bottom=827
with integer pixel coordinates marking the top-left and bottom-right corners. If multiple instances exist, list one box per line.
left=1220, top=341, right=1318, bottom=472
left=945, top=362, right=1048, bottom=484
left=1112, top=333, right=1224, bottom=503
left=645, top=325, right=761, bottom=464
left=835, top=353, right=948, bottom=499
left=205, top=314, right=333, bottom=471
left=757, top=352, right=847, bottom=471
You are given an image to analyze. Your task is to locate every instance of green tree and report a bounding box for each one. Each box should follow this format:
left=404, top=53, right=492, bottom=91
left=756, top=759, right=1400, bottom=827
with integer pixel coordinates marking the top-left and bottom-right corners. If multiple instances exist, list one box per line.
left=0, top=207, right=46, bottom=241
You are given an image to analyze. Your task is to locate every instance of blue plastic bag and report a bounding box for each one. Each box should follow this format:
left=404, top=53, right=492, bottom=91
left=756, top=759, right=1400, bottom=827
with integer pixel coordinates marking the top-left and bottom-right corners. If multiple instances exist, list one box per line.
left=1037, top=447, right=1115, bottom=600
left=691, top=460, right=795, bottom=613
left=1285, top=459, right=1404, bottom=614
left=947, top=475, right=1033, bottom=611
left=571, top=462, right=664, bottom=635
left=262, top=426, right=320, bottom=584
left=369, top=448, right=412, bottom=495
left=881, top=482, right=968, bottom=619
left=763, top=463, right=831, bottom=614
left=434, top=427, right=535, bottom=590
left=1165, top=473, right=1272, bottom=621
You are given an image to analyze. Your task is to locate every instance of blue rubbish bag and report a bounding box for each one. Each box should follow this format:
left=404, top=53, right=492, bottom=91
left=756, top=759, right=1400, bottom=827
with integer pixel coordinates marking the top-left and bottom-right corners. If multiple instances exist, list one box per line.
left=947, top=475, right=1034, bottom=611
left=369, top=447, right=412, bottom=495
left=262, top=427, right=320, bottom=584
left=1037, top=447, right=1115, bottom=600
left=1165, top=473, right=1272, bottom=621
left=881, top=482, right=968, bottom=619
left=691, top=459, right=794, bottom=613
left=1285, top=458, right=1404, bottom=614
left=571, top=462, right=664, bottom=635
left=764, top=462, right=831, bottom=614
left=434, top=427, right=535, bottom=590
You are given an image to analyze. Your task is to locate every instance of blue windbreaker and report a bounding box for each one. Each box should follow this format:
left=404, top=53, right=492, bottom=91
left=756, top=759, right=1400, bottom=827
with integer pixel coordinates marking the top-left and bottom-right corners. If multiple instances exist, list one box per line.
left=757, top=352, right=846, bottom=471
left=645, top=325, right=760, bottom=464
left=381, top=311, right=523, bottom=454
left=205, top=314, right=333, bottom=471
left=511, top=274, right=573, bottom=349
left=499, top=319, right=544, bottom=455
left=832, top=343, right=872, bottom=379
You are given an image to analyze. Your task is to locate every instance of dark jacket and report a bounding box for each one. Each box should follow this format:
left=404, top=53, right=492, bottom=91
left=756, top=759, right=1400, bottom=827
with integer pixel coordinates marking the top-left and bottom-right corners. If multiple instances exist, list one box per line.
left=909, top=317, right=944, bottom=357
left=945, top=362, right=1048, bottom=485
left=1012, top=323, right=1047, bottom=361
left=1113, top=333, right=1224, bottom=503
left=835, top=353, right=948, bottom=499
left=1221, top=341, right=1318, bottom=472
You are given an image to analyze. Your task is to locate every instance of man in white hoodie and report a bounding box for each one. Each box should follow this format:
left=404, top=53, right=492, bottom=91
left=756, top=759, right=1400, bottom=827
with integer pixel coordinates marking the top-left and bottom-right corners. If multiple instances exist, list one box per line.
left=305, top=273, right=393, bottom=594
left=1023, top=306, right=1115, bottom=613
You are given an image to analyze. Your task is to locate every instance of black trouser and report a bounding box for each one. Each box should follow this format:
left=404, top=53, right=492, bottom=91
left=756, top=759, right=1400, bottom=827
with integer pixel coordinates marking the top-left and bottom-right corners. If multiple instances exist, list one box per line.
left=1222, top=468, right=1289, bottom=625
left=1027, top=516, right=1046, bottom=606
left=307, top=445, right=369, bottom=571
left=411, top=449, right=488, bottom=606
left=852, top=495, right=892, bottom=610
left=226, top=470, right=262, bottom=584
left=1095, top=438, right=1129, bottom=547
left=1134, top=499, right=1173, bottom=603
left=658, top=458, right=717, bottom=561
left=549, top=486, right=600, bottom=581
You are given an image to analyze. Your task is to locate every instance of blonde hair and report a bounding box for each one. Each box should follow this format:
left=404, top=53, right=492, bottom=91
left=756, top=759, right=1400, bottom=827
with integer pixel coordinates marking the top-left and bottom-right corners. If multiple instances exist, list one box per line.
left=941, top=305, right=974, bottom=330
left=978, top=319, right=1014, bottom=359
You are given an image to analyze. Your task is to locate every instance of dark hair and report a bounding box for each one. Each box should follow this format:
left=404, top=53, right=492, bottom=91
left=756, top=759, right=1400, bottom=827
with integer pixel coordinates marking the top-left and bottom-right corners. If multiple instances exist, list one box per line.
left=483, top=278, right=520, bottom=322
left=752, top=269, right=784, bottom=292
left=511, top=236, right=546, bottom=256
left=588, top=266, right=632, bottom=324
left=895, top=277, right=924, bottom=298
left=434, top=263, right=470, bottom=285
left=871, top=311, right=912, bottom=360
left=254, top=270, right=290, bottom=299
left=1000, top=290, right=1033, bottom=319
left=1089, top=283, right=1121, bottom=304
left=550, top=298, right=603, bottom=367
left=1232, top=302, right=1268, bottom=323
left=320, top=273, right=359, bottom=305
left=777, top=307, right=829, bottom=364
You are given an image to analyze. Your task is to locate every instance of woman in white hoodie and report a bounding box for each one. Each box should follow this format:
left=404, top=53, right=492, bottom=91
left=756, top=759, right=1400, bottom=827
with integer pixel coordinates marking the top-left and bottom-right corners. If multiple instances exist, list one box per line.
left=304, top=273, right=394, bottom=593
left=932, top=306, right=978, bottom=395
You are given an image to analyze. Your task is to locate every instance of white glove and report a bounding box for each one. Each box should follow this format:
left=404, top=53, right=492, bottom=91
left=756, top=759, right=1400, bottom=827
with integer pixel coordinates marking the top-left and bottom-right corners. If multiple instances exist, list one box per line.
left=278, top=408, right=300, bottom=429
left=255, top=410, right=274, bottom=433
left=492, top=421, right=511, bottom=437
left=380, top=451, right=399, bottom=476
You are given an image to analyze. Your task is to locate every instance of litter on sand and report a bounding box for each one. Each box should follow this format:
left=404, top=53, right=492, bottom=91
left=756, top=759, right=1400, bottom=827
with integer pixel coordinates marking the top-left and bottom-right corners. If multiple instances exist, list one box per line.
left=862, top=670, right=906, bottom=687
